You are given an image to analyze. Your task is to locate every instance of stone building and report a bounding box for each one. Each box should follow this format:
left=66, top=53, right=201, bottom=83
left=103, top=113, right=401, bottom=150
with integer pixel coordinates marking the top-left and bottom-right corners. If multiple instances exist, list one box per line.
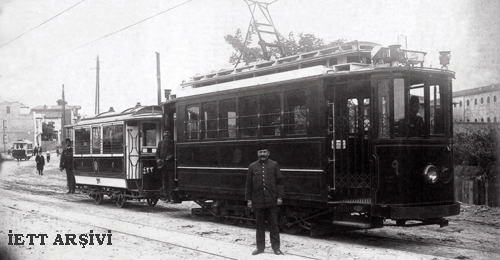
left=31, top=100, right=81, bottom=151
left=0, top=101, right=34, bottom=152
left=452, top=83, right=500, bottom=123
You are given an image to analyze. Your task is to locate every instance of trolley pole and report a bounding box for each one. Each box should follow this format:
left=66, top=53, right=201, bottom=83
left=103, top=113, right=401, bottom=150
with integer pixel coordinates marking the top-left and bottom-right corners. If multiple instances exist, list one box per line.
left=156, top=52, right=162, bottom=105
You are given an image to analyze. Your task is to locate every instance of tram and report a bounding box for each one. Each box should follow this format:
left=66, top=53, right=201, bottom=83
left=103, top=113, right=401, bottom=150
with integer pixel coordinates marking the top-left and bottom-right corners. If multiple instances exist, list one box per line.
left=68, top=104, right=166, bottom=207
left=161, top=41, right=459, bottom=233
left=11, top=139, right=34, bottom=161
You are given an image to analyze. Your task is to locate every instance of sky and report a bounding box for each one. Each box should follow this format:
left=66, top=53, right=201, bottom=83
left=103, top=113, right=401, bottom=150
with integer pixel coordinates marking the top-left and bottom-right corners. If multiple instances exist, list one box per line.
left=0, top=0, right=499, bottom=117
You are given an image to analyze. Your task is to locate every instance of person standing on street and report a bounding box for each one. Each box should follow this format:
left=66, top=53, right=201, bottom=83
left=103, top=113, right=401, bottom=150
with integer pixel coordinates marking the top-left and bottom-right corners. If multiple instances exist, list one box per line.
left=245, top=142, right=284, bottom=255
left=155, top=130, right=175, bottom=202
left=46, top=151, right=51, bottom=163
left=35, top=153, right=45, bottom=175
left=59, top=138, right=75, bottom=194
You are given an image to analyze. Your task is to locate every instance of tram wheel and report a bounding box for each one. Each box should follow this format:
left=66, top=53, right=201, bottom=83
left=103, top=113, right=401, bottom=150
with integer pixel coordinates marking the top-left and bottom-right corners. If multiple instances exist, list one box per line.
left=146, top=198, right=158, bottom=207
left=280, top=216, right=303, bottom=234
left=93, top=193, right=103, bottom=205
left=116, top=194, right=127, bottom=208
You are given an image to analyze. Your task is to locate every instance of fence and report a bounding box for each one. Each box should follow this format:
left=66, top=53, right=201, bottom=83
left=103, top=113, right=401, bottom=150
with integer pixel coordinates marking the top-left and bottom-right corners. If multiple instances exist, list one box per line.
left=455, top=165, right=500, bottom=207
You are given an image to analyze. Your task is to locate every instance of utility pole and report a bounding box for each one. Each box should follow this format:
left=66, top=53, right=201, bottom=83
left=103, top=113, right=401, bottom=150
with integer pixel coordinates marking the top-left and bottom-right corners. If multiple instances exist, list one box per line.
left=61, top=84, right=66, bottom=142
left=156, top=52, right=162, bottom=105
left=95, top=55, right=100, bottom=115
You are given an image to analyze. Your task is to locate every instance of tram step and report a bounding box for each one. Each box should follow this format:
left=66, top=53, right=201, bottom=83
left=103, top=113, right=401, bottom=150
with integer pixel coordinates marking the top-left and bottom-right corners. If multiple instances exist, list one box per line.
left=331, top=221, right=373, bottom=229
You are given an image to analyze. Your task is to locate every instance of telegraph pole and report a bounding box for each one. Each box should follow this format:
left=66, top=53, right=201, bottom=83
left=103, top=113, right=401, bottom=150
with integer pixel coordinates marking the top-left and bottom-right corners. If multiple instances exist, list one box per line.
left=61, top=84, right=66, bottom=142
left=95, top=55, right=100, bottom=115
left=156, top=52, right=162, bottom=105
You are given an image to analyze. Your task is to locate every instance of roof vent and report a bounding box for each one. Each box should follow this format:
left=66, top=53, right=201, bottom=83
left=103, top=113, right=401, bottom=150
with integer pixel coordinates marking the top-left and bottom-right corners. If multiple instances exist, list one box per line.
left=135, top=102, right=141, bottom=108
left=108, top=107, right=115, bottom=112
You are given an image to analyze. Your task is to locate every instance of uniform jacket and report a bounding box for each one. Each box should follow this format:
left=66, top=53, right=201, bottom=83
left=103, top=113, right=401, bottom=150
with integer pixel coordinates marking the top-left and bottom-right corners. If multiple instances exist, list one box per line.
left=35, top=155, right=45, bottom=170
left=59, top=147, right=74, bottom=170
left=245, top=159, right=284, bottom=209
left=155, top=139, right=174, bottom=161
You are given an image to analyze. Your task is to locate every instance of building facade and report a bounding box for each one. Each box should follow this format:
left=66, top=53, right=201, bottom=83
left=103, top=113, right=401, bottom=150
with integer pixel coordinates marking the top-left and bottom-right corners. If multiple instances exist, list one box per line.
left=0, top=101, right=34, bottom=152
left=452, top=84, right=500, bottom=123
left=30, top=100, right=81, bottom=150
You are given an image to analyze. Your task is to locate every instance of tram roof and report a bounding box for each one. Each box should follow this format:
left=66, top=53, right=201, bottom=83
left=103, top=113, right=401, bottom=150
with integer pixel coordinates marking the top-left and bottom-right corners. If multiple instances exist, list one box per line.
left=174, top=40, right=453, bottom=100
left=69, top=105, right=162, bottom=127
left=13, top=139, right=33, bottom=144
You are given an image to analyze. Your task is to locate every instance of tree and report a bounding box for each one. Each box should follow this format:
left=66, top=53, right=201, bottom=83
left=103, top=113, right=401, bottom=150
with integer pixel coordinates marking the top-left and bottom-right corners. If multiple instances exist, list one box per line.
left=225, top=27, right=346, bottom=66
left=41, top=122, right=55, bottom=141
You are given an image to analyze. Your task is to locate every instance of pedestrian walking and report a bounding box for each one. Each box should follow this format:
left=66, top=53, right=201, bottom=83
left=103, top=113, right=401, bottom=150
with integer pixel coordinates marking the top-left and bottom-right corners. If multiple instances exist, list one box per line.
left=35, top=153, right=45, bottom=175
left=46, top=151, right=51, bottom=163
left=245, top=142, right=284, bottom=255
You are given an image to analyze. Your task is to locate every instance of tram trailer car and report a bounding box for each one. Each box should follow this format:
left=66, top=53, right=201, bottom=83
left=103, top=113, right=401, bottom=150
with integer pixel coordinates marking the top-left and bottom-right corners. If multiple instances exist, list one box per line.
left=68, top=105, right=166, bottom=207
left=11, top=139, right=34, bottom=161
left=165, top=41, right=459, bottom=234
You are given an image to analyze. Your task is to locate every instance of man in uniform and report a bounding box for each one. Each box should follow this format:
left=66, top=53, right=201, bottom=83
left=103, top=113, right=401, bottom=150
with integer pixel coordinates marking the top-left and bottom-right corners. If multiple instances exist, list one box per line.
left=245, top=142, right=284, bottom=255
left=155, top=130, right=175, bottom=202
left=59, top=138, right=75, bottom=194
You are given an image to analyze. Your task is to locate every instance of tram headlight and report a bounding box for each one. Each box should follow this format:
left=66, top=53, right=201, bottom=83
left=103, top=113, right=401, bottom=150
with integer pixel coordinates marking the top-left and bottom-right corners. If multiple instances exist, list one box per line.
left=423, top=165, right=438, bottom=184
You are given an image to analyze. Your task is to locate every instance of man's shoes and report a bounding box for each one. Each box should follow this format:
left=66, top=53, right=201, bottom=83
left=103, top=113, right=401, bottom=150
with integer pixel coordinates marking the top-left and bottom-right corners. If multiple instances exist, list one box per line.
left=252, top=249, right=264, bottom=255
left=273, top=249, right=283, bottom=255
left=66, top=191, right=71, bottom=194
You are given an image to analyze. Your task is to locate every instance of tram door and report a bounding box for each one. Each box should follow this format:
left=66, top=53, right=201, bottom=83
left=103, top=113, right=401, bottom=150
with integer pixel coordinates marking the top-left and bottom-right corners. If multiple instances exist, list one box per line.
left=126, top=123, right=141, bottom=180
left=327, top=82, right=372, bottom=201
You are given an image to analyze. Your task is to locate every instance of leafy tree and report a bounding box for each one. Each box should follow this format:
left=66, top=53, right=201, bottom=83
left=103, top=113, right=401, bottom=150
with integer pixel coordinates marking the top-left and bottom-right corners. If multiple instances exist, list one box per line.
left=225, top=27, right=346, bottom=66
left=41, top=122, right=55, bottom=141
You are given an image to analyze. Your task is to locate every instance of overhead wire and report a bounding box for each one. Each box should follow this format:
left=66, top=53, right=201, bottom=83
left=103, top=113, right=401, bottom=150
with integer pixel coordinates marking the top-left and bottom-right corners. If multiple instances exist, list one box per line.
left=0, top=0, right=86, bottom=48
left=1, top=0, right=194, bottom=79
left=53, top=0, right=194, bottom=59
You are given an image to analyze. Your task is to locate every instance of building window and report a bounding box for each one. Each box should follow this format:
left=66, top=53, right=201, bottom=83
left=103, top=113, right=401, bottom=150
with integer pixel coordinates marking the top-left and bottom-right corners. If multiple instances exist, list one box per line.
left=474, top=98, right=477, bottom=105
left=481, top=118, right=484, bottom=122
left=481, top=97, right=484, bottom=104
left=6, top=106, right=10, bottom=114
left=475, top=119, right=477, bottom=122
left=487, top=117, right=491, bottom=123
left=495, top=96, right=497, bottom=102
left=487, top=96, right=490, bottom=103
left=467, top=100, right=470, bottom=106
left=495, top=117, right=497, bottom=123
left=460, top=101, right=462, bottom=107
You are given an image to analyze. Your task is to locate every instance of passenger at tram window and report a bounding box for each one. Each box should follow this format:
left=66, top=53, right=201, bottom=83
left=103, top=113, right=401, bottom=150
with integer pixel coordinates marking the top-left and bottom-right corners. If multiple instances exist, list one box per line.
left=408, top=96, right=424, bottom=137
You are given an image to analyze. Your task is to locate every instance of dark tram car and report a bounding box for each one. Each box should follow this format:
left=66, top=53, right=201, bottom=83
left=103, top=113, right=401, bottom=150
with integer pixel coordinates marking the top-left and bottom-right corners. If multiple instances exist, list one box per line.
left=166, top=41, right=459, bottom=234
left=68, top=105, right=166, bottom=207
left=12, top=139, right=34, bottom=161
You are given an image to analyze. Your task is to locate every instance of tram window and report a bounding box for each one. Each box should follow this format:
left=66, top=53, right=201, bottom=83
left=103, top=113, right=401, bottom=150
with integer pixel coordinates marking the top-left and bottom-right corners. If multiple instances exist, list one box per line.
left=219, top=99, right=236, bottom=138
left=103, top=125, right=124, bottom=154
left=285, top=90, right=307, bottom=136
left=393, top=78, right=405, bottom=136
left=202, top=102, right=217, bottom=139
left=142, top=123, right=157, bottom=146
left=430, top=84, right=444, bottom=135
left=377, top=79, right=391, bottom=138
left=408, top=86, right=425, bottom=137
left=75, top=128, right=90, bottom=154
left=261, top=93, right=281, bottom=137
left=92, top=126, right=101, bottom=154
left=239, top=96, right=258, bottom=137
left=185, top=105, right=200, bottom=140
